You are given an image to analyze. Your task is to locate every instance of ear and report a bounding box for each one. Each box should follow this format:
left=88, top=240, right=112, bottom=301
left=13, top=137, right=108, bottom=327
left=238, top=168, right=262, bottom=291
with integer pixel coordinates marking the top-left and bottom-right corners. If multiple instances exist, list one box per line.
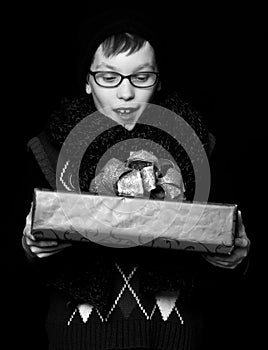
left=85, top=82, right=92, bottom=95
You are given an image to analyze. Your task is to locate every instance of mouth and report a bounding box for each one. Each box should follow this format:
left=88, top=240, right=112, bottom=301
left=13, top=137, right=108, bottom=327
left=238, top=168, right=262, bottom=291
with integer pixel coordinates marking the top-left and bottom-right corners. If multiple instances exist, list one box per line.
left=113, top=107, right=139, bottom=120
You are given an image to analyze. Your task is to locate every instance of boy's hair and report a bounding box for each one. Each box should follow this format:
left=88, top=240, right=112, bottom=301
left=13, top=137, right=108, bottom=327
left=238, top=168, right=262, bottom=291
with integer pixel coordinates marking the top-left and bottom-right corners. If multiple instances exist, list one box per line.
left=75, top=10, right=161, bottom=93
left=99, top=32, right=148, bottom=58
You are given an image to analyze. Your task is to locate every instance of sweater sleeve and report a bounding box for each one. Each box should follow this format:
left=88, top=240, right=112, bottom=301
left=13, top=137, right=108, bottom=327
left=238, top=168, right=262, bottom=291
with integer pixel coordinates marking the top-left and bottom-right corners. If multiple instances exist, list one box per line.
left=20, top=147, right=53, bottom=261
left=20, top=139, right=116, bottom=311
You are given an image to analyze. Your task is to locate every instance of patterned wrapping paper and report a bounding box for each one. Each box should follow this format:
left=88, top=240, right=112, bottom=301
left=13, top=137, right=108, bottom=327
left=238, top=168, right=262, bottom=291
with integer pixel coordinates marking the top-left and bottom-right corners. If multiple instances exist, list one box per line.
left=31, top=188, right=237, bottom=254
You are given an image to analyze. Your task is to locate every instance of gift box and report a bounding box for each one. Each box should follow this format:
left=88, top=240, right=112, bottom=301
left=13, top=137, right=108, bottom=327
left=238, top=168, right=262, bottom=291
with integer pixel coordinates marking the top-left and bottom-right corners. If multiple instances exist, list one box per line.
left=31, top=188, right=237, bottom=254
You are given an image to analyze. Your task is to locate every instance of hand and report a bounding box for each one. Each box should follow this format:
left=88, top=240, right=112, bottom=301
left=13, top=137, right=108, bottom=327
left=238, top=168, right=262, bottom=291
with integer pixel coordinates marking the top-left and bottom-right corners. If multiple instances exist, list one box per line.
left=22, top=203, right=72, bottom=258
left=202, top=210, right=250, bottom=269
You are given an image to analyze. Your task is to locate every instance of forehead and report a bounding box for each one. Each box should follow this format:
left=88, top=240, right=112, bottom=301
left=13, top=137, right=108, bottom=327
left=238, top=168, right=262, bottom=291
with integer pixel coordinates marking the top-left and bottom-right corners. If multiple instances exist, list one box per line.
left=91, top=42, right=157, bottom=71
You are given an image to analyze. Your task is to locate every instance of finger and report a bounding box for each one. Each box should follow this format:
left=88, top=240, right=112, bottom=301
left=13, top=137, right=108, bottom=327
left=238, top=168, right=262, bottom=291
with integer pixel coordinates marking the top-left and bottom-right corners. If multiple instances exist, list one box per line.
left=204, top=248, right=247, bottom=264
left=235, top=237, right=250, bottom=248
left=203, top=255, right=242, bottom=269
left=35, top=240, right=59, bottom=248
left=36, top=249, right=66, bottom=258
left=203, top=255, right=237, bottom=269
left=33, top=243, right=72, bottom=258
left=202, top=254, right=230, bottom=263
left=207, top=249, right=247, bottom=263
left=36, top=252, right=56, bottom=258
left=24, top=236, right=38, bottom=246
left=56, top=242, right=73, bottom=249
left=204, top=254, right=232, bottom=264
left=25, top=237, right=59, bottom=248
left=23, top=227, right=36, bottom=241
left=31, top=242, right=72, bottom=255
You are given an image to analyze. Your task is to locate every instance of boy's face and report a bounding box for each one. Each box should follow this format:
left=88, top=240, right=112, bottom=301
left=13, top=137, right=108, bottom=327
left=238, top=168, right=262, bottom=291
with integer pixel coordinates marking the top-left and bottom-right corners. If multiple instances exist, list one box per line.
left=86, top=42, right=159, bottom=130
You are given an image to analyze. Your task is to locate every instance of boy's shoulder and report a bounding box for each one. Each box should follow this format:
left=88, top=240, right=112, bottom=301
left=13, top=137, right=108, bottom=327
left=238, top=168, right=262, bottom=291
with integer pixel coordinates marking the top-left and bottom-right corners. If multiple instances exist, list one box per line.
left=157, top=89, right=203, bottom=119
left=43, top=95, right=96, bottom=147
left=56, top=95, right=94, bottom=115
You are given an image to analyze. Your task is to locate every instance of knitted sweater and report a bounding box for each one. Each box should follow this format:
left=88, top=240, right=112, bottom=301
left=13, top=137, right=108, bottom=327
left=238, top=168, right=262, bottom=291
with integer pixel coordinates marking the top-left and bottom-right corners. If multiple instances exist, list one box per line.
left=24, top=90, right=242, bottom=350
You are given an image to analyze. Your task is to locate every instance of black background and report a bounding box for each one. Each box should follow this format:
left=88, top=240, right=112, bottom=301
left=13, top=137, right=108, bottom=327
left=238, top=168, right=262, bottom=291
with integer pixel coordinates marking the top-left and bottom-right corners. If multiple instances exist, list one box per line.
left=5, top=2, right=265, bottom=349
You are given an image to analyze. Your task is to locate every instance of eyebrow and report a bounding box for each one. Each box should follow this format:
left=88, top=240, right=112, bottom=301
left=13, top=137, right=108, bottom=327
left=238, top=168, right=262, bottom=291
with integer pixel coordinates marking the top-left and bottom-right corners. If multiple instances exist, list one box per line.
left=94, top=62, right=156, bottom=71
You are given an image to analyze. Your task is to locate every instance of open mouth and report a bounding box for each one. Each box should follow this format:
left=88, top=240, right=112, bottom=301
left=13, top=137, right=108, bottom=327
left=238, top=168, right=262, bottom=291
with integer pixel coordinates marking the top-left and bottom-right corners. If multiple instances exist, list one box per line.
left=113, top=107, right=139, bottom=119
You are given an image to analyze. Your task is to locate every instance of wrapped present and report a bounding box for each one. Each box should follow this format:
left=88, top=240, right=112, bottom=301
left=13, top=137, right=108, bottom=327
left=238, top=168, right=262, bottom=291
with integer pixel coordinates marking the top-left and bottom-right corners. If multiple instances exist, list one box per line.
left=31, top=188, right=237, bottom=254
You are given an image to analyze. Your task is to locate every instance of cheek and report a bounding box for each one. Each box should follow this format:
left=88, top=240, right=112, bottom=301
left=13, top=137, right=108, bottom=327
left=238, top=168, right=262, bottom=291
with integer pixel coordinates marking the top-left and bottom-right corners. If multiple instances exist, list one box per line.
left=91, top=87, right=114, bottom=108
left=136, top=88, right=156, bottom=102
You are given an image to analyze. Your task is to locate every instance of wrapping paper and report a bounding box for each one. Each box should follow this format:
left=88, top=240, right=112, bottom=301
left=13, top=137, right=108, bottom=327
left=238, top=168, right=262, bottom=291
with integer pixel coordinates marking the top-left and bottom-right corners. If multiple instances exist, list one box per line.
left=31, top=189, right=237, bottom=254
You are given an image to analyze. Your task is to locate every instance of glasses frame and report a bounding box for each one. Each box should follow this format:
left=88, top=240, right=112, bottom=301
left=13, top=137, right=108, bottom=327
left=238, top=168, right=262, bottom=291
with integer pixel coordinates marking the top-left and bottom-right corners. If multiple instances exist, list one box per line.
left=88, top=70, right=160, bottom=88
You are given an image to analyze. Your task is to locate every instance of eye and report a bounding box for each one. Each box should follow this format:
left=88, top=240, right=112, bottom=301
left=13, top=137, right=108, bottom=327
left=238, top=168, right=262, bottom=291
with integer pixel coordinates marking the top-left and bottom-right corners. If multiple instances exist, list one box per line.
left=132, top=73, right=150, bottom=82
left=98, top=72, right=119, bottom=82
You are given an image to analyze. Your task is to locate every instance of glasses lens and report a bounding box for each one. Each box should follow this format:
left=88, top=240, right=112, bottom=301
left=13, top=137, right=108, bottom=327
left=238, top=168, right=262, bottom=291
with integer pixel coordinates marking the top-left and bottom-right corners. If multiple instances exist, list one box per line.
left=131, top=73, right=158, bottom=87
left=95, top=72, right=121, bottom=87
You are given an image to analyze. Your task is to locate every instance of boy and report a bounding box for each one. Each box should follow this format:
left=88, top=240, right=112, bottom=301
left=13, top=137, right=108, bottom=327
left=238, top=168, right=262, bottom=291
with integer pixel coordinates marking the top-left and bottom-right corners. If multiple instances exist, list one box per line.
left=22, top=10, right=250, bottom=350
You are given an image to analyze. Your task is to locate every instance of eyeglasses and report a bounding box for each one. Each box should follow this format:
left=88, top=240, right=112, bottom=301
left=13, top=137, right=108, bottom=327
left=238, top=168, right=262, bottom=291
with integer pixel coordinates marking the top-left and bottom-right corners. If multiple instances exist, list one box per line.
left=88, top=71, right=159, bottom=88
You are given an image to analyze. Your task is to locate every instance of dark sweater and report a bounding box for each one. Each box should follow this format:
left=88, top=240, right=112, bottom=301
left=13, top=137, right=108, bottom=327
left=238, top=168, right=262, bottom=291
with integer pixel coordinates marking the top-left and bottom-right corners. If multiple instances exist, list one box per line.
left=24, top=91, right=245, bottom=350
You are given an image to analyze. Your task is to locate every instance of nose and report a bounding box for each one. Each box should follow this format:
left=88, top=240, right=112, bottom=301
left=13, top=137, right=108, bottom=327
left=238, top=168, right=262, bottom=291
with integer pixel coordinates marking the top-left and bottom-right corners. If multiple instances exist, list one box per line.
left=116, top=78, right=135, bottom=101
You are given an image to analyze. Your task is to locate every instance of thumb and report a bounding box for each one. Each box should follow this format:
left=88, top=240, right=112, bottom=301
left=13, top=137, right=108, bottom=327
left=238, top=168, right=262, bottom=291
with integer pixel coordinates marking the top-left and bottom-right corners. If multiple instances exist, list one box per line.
left=235, top=237, right=249, bottom=248
left=235, top=210, right=250, bottom=248
left=237, top=210, right=246, bottom=238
